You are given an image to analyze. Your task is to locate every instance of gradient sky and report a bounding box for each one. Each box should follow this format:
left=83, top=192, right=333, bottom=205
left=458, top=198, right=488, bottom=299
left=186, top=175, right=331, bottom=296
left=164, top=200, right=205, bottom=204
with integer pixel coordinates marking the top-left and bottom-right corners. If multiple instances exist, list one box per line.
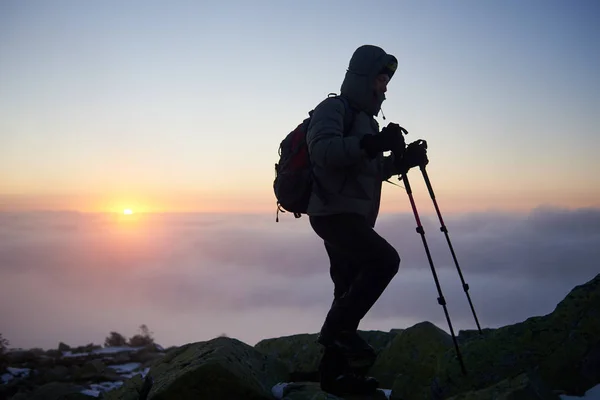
left=1, top=0, right=599, bottom=213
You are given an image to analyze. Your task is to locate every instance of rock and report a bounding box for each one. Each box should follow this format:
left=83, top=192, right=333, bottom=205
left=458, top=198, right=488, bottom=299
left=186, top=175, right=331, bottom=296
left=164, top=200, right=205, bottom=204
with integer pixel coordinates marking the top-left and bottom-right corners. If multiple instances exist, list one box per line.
left=58, top=343, right=71, bottom=352
left=103, top=374, right=145, bottom=400
left=106, top=336, right=290, bottom=399
left=37, top=355, right=57, bottom=368
left=46, top=349, right=62, bottom=358
left=69, top=359, right=121, bottom=383
left=111, top=352, right=132, bottom=365
left=580, top=343, right=600, bottom=388
left=129, top=348, right=165, bottom=365
left=5, top=350, right=37, bottom=364
left=369, top=321, right=452, bottom=397
left=8, top=381, right=90, bottom=400
left=75, top=359, right=106, bottom=379
left=445, top=371, right=560, bottom=399
left=254, top=330, right=399, bottom=381
left=254, top=333, right=323, bottom=381
left=272, top=381, right=390, bottom=400
left=456, top=328, right=495, bottom=345
left=433, top=273, right=600, bottom=399
left=43, top=365, right=70, bottom=382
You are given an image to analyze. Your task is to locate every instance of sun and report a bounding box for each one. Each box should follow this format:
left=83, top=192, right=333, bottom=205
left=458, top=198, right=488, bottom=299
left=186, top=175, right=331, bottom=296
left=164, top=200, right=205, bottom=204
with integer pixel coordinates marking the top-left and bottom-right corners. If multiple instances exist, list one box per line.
left=123, top=209, right=133, bottom=215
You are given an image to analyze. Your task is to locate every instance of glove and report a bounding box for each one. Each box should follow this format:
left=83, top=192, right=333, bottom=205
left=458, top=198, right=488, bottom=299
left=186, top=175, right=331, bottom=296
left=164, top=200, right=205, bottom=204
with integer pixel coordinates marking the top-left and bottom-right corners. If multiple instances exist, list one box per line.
left=395, top=140, right=428, bottom=173
left=360, top=123, right=408, bottom=159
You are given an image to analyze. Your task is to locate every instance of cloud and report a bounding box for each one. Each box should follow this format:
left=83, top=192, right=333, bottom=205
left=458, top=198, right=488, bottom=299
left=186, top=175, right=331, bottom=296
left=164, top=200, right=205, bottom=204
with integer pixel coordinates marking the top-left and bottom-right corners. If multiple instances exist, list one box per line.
left=0, top=207, right=598, bottom=348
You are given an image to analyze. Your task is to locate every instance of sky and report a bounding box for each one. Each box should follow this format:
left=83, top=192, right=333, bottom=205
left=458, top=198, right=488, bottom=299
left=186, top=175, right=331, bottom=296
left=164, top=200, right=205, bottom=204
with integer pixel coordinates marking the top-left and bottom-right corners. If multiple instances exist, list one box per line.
left=0, top=0, right=599, bottom=213
left=1, top=1, right=600, bottom=350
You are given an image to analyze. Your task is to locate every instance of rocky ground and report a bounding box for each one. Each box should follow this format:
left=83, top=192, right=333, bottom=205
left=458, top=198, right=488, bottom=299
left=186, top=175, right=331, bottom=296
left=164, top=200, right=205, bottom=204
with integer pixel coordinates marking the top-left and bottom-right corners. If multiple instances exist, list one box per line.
left=0, top=342, right=167, bottom=399
left=1, top=273, right=599, bottom=399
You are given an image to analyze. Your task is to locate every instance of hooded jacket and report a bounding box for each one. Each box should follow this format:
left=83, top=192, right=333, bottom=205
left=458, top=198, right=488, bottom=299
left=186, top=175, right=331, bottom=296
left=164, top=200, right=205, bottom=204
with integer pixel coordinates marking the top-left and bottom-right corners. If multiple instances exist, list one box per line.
left=306, top=45, right=400, bottom=227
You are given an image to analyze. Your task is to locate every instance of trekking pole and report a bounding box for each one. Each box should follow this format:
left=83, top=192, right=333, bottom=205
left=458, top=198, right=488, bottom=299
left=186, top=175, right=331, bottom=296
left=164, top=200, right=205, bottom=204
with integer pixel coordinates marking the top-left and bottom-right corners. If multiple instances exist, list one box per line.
left=419, top=164, right=482, bottom=334
left=400, top=169, right=467, bottom=376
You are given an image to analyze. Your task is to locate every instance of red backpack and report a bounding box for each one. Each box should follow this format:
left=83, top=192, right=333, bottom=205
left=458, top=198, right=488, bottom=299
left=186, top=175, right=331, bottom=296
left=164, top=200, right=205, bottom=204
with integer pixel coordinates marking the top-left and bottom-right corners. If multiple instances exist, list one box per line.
left=273, top=94, right=356, bottom=222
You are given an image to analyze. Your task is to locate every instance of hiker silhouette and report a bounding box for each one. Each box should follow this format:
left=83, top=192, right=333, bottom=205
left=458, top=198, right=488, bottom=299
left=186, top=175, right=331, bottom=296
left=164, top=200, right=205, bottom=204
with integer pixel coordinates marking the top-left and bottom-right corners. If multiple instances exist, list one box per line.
left=304, top=44, right=427, bottom=395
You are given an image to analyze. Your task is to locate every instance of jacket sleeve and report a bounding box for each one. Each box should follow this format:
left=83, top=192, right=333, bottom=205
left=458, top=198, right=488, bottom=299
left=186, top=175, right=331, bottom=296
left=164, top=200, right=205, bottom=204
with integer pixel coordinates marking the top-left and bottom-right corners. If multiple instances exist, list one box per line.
left=306, top=98, right=366, bottom=168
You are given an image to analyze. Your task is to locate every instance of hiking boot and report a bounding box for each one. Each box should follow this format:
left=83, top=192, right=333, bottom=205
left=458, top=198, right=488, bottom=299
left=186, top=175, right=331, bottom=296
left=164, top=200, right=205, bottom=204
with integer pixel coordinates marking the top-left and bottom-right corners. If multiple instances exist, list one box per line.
left=318, top=330, right=376, bottom=369
left=321, top=373, right=379, bottom=396
left=318, top=330, right=375, bottom=355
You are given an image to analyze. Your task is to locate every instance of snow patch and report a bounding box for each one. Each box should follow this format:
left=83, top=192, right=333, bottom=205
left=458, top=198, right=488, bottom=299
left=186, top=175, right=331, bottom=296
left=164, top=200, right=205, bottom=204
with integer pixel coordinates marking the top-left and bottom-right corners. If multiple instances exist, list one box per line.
left=561, top=383, right=600, bottom=399
left=81, top=389, right=101, bottom=397
left=121, top=367, right=150, bottom=379
left=62, top=351, right=90, bottom=358
left=93, top=346, right=144, bottom=355
left=62, top=346, right=144, bottom=358
left=271, top=382, right=288, bottom=398
left=107, top=362, right=141, bottom=374
left=80, top=381, right=124, bottom=397
left=1, top=373, right=13, bottom=384
left=7, top=367, right=30, bottom=377
left=270, top=382, right=392, bottom=399
left=1, top=368, right=31, bottom=385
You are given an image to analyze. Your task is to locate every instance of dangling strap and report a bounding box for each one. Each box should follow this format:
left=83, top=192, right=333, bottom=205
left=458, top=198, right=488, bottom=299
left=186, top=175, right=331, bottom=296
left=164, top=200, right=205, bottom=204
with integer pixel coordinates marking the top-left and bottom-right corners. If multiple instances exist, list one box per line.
left=276, top=203, right=286, bottom=222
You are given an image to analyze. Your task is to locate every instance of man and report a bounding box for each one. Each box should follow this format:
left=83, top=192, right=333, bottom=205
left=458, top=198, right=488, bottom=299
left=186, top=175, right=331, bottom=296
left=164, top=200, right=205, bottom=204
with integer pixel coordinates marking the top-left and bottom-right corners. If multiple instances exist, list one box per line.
left=305, top=44, right=428, bottom=394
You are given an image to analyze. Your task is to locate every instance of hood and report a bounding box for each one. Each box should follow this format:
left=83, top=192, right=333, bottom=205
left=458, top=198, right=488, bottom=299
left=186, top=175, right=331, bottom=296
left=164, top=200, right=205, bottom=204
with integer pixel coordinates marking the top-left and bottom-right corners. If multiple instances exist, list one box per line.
left=340, top=45, right=398, bottom=116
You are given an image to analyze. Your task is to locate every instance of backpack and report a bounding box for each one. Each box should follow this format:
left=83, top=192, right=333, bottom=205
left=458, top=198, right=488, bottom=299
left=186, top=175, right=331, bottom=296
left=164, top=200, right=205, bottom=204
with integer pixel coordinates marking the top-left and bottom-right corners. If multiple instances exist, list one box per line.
left=273, top=94, right=356, bottom=222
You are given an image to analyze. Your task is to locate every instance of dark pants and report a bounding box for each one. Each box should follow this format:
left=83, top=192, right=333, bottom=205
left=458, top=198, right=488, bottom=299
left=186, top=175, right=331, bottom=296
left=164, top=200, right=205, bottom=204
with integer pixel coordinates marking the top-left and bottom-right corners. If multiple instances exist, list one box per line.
left=309, top=213, right=400, bottom=339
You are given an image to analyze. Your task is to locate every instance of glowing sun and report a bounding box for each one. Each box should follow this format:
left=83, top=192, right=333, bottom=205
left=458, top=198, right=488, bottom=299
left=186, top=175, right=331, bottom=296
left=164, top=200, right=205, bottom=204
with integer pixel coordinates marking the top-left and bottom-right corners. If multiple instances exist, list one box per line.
left=123, top=209, right=133, bottom=215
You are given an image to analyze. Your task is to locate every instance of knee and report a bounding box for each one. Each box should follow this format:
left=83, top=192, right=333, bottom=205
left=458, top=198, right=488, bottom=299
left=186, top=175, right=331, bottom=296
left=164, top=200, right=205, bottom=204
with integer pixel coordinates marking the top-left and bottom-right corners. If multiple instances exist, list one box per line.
left=383, top=248, right=400, bottom=277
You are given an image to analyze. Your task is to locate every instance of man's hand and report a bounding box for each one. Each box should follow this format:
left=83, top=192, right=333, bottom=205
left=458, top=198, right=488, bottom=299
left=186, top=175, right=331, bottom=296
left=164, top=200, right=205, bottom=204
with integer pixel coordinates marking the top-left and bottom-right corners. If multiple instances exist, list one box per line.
left=360, top=123, right=408, bottom=159
left=395, top=140, right=428, bottom=173
left=381, top=123, right=408, bottom=155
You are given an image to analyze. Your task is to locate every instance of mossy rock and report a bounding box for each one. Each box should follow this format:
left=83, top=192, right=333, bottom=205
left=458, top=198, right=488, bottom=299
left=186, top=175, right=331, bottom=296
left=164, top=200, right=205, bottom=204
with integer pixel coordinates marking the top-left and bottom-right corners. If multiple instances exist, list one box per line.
left=107, top=336, right=290, bottom=400
left=434, top=273, right=600, bottom=399
left=254, top=330, right=400, bottom=381
left=8, top=382, right=89, bottom=400
left=445, top=371, right=560, bottom=399
left=254, top=333, right=323, bottom=381
left=103, top=374, right=145, bottom=400
left=369, top=321, right=452, bottom=399
left=273, top=381, right=390, bottom=400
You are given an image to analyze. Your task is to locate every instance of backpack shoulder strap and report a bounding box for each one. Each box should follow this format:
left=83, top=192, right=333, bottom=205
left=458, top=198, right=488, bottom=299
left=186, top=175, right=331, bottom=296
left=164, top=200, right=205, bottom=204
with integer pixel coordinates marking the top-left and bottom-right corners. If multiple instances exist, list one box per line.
left=325, top=93, right=357, bottom=137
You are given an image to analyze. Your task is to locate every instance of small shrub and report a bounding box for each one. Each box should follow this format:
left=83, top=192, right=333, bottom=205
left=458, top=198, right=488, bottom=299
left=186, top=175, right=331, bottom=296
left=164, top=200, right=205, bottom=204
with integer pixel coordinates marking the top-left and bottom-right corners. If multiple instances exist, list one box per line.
left=128, top=324, right=154, bottom=347
left=30, top=347, right=45, bottom=356
left=0, top=333, right=8, bottom=354
left=0, top=334, right=9, bottom=368
left=104, top=331, right=128, bottom=347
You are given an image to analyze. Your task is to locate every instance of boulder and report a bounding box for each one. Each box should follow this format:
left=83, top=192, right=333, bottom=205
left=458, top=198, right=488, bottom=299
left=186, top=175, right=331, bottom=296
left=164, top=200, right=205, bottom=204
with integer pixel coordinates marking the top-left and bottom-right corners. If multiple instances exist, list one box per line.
left=73, top=359, right=106, bottom=380
left=254, top=333, right=323, bottom=381
left=433, top=273, right=600, bottom=399
left=271, top=381, right=390, bottom=400
left=46, top=349, right=62, bottom=358
left=42, top=365, right=70, bottom=382
left=254, top=330, right=400, bottom=381
left=58, top=343, right=71, bottom=352
left=102, top=374, right=146, bottom=400
left=112, top=352, right=133, bottom=364
left=105, top=336, right=289, bottom=400
left=129, top=348, right=165, bottom=365
left=8, top=381, right=91, bottom=400
left=5, top=350, right=37, bottom=365
left=445, top=371, right=560, bottom=400
left=367, top=321, right=453, bottom=398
